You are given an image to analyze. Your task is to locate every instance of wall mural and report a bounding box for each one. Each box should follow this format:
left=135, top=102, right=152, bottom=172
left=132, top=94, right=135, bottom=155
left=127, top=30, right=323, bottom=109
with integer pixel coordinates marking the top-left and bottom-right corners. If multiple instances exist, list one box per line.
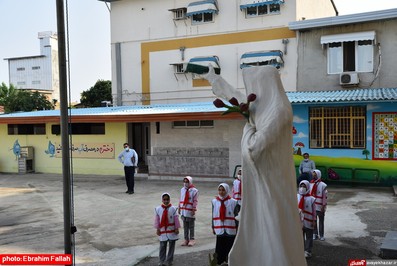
left=44, top=141, right=56, bottom=157
left=291, top=105, right=397, bottom=185
left=10, top=139, right=21, bottom=160
left=373, top=112, right=397, bottom=160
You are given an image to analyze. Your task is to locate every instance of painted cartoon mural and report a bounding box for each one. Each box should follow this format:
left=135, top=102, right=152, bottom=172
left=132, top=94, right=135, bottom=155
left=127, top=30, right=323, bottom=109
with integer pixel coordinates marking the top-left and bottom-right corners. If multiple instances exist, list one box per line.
left=45, top=141, right=56, bottom=157
left=292, top=103, right=397, bottom=185
left=10, top=139, right=21, bottom=159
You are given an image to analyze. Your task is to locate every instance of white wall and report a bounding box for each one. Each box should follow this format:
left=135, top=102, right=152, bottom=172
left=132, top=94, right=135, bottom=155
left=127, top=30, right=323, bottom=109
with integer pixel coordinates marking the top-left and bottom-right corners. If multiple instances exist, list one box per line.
left=150, top=119, right=245, bottom=175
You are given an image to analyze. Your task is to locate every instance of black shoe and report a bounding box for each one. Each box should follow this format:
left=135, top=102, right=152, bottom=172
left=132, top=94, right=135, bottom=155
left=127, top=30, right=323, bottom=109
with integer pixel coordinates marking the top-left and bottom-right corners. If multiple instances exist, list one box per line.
left=125, top=190, right=129, bottom=193
left=128, top=191, right=134, bottom=194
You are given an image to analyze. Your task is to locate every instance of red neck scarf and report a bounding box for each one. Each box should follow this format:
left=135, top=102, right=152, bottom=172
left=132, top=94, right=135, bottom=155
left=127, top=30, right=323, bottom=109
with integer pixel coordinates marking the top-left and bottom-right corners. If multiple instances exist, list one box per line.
left=310, top=179, right=321, bottom=196
left=160, top=204, right=171, bottom=228
left=183, top=185, right=194, bottom=205
left=298, top=195, right=305, bottom=210
left=216, top=195, right=231, bottom=221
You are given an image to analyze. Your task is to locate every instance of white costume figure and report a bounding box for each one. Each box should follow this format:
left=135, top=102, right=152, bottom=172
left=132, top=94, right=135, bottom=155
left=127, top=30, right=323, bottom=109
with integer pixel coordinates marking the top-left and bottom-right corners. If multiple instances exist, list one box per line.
left=204, top=66, right=307, bottom=266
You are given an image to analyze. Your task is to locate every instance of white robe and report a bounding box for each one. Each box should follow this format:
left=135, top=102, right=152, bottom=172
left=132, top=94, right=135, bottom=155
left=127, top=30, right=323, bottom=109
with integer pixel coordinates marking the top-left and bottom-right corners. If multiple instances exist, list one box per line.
left=205, top=66, right=307, bottom=266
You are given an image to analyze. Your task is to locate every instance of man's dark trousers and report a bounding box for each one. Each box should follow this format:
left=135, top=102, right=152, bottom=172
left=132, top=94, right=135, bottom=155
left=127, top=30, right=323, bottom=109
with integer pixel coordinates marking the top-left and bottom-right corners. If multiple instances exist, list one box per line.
left=124, top=166, right=135, bottom=193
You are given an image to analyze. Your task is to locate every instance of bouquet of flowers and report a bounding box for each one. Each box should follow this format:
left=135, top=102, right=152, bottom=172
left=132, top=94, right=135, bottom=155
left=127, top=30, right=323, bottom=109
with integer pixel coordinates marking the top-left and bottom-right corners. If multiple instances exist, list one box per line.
left=213, top=93, right=257, bottom=120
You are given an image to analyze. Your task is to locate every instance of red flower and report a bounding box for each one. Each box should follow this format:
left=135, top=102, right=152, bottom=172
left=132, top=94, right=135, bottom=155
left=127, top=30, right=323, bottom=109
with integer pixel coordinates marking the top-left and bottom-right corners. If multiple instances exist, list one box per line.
left=229, top=97, right=239, bottom=106
left=213, top=99, right=226, bottom=108
left=247, top=93, right=257, bottom=103
left=239, top=103, right=249, bottom=112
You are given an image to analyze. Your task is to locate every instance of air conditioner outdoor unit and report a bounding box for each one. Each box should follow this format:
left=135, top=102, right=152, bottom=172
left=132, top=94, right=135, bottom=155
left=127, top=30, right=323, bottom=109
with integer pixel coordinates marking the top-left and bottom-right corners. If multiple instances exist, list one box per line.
left=340, top=72, right=359, bottom=86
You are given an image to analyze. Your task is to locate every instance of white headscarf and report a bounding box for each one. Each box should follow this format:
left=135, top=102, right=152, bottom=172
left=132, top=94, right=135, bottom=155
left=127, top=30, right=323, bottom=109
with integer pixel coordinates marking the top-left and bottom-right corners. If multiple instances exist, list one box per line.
left=218, top=183, right=230, bottom=199
left=161, top=192, right=170, bottom=200
left=298, top=180, right=310, bottom=195
left=312, top=169, right=322, bottom=180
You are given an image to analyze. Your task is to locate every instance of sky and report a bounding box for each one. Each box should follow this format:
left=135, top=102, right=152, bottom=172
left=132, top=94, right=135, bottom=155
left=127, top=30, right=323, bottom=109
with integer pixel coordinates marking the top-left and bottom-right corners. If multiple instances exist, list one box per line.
left=0, top=0, right=397, bottom=102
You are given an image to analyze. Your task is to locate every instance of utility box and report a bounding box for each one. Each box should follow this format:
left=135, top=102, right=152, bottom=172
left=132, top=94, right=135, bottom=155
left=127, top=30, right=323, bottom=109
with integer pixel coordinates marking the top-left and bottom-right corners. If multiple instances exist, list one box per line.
left=18, top=146, right=34, bottom=174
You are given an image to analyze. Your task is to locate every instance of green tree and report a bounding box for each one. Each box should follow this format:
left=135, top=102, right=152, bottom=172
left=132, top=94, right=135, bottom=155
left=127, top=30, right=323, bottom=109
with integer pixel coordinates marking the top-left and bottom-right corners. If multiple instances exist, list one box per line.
left=80, top=80, right=112, bottom=107
left=0, top=82, right=55, bottom=113
left=362, top=149, right=370, bottom=160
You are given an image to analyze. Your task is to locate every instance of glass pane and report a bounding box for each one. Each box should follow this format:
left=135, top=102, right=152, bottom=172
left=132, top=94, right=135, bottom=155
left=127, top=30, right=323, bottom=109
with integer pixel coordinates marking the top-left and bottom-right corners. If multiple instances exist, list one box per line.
left=258, top=5, right=268, bottom=15
left=200, top=120, right=214, bottom=127
left=328, top=43, right=342, bottom=74
left=357, top=42, right=373, bottom=72
left=192, top=14, right=202, bottom=22
left=187, top=120, right=200, bottom=127
left=203, top=13, right=213, bottom=22
left=269, top=4, right=280, bottom=13
left=246, top=7, right=257, bottom=16
left=343, top=41, right=355, bottom=72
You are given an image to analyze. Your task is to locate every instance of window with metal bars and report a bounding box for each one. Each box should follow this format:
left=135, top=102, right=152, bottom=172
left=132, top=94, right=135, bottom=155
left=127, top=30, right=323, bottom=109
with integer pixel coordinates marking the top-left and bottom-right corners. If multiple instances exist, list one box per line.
left=309, top=106, right=366, bottom=149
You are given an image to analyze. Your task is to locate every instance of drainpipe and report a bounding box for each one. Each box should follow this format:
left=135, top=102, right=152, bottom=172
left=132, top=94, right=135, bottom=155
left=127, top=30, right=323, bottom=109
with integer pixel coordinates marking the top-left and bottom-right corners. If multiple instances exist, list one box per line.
left=115, top=43, right=122, bottom=106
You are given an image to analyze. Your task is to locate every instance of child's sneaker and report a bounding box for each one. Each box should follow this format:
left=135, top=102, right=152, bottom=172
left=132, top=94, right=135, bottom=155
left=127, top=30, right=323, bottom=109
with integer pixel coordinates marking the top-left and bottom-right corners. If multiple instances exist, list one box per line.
left=320, top=236, right=325, bottom=241
left=304, top=251, right=312, bottom=258
left=313, top=234, right=318, bottom=240
left=188, top=240, right=196, bottom=246
left=181, top=240, right=189, bottom=246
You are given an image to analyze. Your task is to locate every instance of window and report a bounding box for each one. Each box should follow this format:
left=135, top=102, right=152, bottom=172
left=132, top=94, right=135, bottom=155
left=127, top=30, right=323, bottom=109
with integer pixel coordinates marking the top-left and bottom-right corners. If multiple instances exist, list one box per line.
left=51, top=123, right=106, bottom=135
left=172, top=120, right=214, bottom=128
left=246, top=4, right=281, bottom=17
left=309, top=106, right=366, bottom=149
left=69, top=123, right=105, bottom=135
left=169, top=8, right=187, bottom=20
left=321, top=31, right=375, bottom=74
left=241, top=1, right=283, bottom=17
left=17, top=81, right=26, bottom=85
left=32, top=66, right=41, bottom=70
left=8, top=124, right=46, bottom=135
left=186, top=0, right=218, bottom=25
left=192, top=12, right=214, bottom=24
left=32, top=80, right=41, bottom=85
left=240, top=50, right=284, bottom=69
left=17, top=67, right=25, bottom=71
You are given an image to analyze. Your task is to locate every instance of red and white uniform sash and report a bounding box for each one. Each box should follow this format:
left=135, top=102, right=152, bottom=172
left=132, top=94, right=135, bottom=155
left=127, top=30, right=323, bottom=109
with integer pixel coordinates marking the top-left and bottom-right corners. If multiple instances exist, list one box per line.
left=155, top=205, right=179, bottom=241
left=310, top=181, right=327, bottom=211
left=232, top=179, right=242, bottom=204
left=212, top=197, right=238, bottom=236
left=297, top=194, right=316, bottom=229
left=179, top=186, right=198, bottom=218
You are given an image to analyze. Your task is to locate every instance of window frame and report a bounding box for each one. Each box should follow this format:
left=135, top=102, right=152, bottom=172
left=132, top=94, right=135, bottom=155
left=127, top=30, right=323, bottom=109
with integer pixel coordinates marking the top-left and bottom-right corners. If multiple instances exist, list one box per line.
left=326, top=40, right=374, bottom=74
left=309, top=106, right=366, bottom=149
left=172, top=120, right=214, bottom=128
left=191, top=12, right=214, bottom=24
left=8, top=124, right=46, bottom=135
left=244, top=3, right=280, bottom=18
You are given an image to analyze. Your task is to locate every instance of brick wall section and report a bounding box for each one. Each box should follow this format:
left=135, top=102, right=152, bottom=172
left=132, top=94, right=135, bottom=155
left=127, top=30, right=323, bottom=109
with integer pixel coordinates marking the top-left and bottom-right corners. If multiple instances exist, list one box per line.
left=148, top=147, right=229, bottom=177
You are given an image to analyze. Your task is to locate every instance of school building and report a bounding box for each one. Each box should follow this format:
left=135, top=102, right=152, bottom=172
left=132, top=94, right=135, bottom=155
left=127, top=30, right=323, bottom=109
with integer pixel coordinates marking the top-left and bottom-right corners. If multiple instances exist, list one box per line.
left=1, top=1, right=396, bottom=185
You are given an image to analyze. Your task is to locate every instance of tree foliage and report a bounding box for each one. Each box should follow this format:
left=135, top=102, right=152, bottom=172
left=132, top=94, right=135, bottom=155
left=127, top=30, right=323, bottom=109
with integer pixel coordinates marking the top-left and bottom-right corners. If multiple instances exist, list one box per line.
left=80, top=80, right=112, bottom=107
left=0, top=82, right=55, bottom=113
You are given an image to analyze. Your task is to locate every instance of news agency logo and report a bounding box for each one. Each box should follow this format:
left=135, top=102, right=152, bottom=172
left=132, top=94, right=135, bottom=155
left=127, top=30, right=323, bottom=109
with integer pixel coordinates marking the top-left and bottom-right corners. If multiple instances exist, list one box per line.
left=349, top=259, right=366, bottom=266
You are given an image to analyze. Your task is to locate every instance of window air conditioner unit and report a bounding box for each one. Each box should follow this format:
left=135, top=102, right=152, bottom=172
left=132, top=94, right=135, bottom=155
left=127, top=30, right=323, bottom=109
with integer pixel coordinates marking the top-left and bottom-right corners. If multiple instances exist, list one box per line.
left=340, top=72, right=359, bottom=86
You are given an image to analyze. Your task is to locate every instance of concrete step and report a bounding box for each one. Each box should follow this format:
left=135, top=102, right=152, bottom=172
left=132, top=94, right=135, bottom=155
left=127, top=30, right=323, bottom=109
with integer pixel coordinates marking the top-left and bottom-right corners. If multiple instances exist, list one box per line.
left=380, top=231, right=397, bottom=259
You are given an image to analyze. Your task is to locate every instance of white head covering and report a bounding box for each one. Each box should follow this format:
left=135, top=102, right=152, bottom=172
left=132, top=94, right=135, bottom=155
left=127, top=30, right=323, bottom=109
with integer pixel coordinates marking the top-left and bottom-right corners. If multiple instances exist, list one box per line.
left=298, top=180, right=310, bottom=195
left=312, top=169, right=322, bottom=180
left=218, top=183, right=230, bottom=196
left=161, top=192, right=170, bottom=200
left=184, top=176, right=193, bottom=185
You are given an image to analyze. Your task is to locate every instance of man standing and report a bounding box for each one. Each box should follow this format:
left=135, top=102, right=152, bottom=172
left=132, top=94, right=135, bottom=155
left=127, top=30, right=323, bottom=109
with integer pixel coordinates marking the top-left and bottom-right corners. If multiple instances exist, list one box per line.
left=118, top=143, right=138, bottom=194
left=298, top=153, right=316, bottom=183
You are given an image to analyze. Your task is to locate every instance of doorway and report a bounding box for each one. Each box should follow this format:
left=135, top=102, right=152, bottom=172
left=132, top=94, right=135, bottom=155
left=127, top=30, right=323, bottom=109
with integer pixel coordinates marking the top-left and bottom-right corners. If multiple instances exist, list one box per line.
left=128, top=122, right=150, bottom=173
